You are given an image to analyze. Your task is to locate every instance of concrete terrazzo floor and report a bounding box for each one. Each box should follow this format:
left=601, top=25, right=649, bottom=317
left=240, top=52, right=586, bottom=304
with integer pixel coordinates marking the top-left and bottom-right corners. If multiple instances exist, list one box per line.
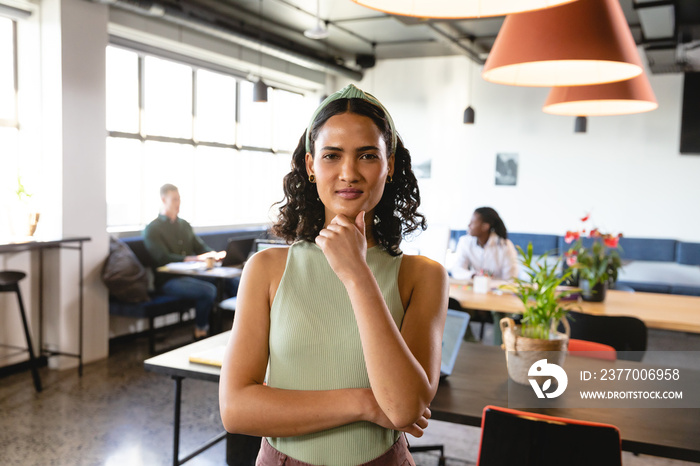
left=1, top=321, right=698, bottom=466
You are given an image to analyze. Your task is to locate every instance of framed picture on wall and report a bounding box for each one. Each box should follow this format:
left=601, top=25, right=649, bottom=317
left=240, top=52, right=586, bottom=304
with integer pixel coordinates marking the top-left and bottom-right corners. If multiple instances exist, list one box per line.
left=495, top=153, right=518, bottom=186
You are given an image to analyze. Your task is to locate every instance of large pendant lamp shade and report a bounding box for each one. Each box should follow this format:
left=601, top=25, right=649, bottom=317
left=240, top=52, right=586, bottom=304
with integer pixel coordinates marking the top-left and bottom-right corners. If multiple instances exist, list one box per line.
left=351, top=0, right=578, bottom=19
left=482, top=0, right=643, bottom=87
left=543, top=73, right=658, bottom=116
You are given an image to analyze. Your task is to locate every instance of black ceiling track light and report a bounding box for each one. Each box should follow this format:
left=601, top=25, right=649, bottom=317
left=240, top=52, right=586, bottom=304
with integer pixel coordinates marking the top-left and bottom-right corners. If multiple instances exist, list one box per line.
left=253, top=0, right=267, bottom=103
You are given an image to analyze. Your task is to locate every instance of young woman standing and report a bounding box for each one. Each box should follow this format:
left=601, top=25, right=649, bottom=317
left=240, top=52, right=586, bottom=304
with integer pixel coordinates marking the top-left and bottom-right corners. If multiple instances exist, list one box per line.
left=219, top=85, right=448, bottom=465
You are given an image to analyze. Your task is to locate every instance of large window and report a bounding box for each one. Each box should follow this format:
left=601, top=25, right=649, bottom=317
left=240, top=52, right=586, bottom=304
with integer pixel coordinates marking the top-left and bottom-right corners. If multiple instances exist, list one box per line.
left=0, top=10, right=41, bottom=240
left=0, top=17, right=16, bottom=125
left=0, top=17, right=19, bottom=227
left=105, top=46, right=138, bottom=134
left=105, top=45, right=315, bottom=230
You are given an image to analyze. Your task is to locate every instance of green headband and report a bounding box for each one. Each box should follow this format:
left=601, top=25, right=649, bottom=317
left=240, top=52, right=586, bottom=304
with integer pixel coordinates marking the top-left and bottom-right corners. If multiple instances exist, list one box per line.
left=305, top=84, right=397, bottom=154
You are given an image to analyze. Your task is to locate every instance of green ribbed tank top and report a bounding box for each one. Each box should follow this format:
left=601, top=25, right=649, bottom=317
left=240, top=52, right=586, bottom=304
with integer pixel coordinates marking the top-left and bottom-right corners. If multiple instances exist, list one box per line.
left=267, top=241, right=404, bottom=465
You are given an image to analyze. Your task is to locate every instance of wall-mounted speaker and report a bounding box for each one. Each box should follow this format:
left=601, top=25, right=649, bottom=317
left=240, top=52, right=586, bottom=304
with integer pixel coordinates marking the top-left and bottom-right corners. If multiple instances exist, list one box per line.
left=680, top=72, right=700, bottom=155
left=356, top=54, right=376, bottom=69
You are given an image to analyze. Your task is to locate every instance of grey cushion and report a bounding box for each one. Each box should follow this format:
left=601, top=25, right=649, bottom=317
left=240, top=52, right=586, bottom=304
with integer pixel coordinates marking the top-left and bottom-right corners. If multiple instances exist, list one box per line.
left=102, top=237, right=150, bottom=303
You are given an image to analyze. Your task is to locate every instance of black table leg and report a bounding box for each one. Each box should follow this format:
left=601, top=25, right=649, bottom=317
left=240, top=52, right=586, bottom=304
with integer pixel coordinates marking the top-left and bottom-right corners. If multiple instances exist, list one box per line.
left=173, top=376, right=183, bottom=466
left=78, top=241, right=84, bottom=376
left=211, top=278, right=226, bottom=335
left=170, top=374, right=227, bottom=465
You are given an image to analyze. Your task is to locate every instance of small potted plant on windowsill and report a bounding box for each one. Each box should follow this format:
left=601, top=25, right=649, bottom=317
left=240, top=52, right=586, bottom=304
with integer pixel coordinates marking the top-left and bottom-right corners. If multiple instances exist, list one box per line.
left=563, top=214, right=622, bottom=302
left=10, top=175, right=40, bottom=238
left=498, top=243, right=578, bottom=385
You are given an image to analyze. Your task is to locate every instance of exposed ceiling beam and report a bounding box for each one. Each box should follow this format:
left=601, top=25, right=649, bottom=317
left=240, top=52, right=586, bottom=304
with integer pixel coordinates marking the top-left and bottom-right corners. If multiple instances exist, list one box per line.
left=427, top=23, right=485, bottom=64
left=97, top=0, right=364, bottom=80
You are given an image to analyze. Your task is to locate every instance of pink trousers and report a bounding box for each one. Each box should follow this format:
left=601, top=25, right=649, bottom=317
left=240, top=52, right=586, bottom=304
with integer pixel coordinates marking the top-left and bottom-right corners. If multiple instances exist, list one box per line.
left=255, top=434, right=416, bottom=466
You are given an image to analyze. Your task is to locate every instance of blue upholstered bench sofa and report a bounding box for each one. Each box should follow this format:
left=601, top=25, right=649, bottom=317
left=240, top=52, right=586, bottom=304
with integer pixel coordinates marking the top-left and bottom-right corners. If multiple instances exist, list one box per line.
left=449, top=231, right=700, bottom=297
left=109, top=225, right=269, bottom=352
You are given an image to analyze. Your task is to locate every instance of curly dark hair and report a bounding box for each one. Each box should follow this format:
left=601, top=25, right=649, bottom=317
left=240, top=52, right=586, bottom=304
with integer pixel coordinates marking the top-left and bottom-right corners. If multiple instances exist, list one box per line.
left=475, top=207, right=508, bottom=240
left=272, top=98, right=426, bottom=255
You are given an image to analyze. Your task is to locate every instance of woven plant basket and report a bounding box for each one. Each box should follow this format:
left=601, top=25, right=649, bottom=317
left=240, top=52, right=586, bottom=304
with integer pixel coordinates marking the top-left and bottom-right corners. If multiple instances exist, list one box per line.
left=500, top=317, right=570, bottom=385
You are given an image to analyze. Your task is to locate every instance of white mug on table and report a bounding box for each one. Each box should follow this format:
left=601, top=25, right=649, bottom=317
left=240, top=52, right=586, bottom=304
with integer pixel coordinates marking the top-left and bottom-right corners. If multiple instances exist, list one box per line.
left=473, top=275, right=491, bottom=294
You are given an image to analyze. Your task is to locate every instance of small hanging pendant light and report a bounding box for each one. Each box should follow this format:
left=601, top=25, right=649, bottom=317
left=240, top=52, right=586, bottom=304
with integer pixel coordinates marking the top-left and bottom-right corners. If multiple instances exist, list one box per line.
left=463, top=58, right=476, bottom=124
left=304, top=0, right=329, bottom=39
left=574, top=116, right=588, bottom=133
left=463, top=106, right=475, bottom=124
left=253, top=78, right=268, bottom=102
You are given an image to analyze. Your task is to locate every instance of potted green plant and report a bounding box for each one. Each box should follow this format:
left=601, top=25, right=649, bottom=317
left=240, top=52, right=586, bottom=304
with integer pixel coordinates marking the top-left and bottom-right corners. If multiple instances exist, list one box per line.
left=564, top=214, right=622, bottom=302
left=11, top=175, right=40, bottom=237
left=499, top=243, right=578, bottom=385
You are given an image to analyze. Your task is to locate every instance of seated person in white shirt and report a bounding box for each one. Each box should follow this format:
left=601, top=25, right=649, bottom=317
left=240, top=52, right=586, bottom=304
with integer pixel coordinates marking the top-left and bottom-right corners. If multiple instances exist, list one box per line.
left=451, top=207, right=518, bottom=280
left=451, top=207, right=519, bottom=345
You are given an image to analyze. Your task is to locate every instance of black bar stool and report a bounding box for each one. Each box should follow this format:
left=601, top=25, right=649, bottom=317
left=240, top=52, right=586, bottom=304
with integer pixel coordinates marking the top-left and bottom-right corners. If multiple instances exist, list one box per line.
left=0, top=271, right=42, bottom=392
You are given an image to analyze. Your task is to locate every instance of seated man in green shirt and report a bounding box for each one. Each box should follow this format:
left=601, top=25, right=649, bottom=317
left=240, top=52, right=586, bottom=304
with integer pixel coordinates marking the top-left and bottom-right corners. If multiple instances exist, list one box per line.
left=143, top=183, right=227, bottom=339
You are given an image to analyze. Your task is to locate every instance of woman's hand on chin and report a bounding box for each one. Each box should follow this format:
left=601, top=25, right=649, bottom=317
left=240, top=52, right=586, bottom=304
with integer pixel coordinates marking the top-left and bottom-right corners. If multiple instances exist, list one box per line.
left=315, top=210, right=370, bottom=283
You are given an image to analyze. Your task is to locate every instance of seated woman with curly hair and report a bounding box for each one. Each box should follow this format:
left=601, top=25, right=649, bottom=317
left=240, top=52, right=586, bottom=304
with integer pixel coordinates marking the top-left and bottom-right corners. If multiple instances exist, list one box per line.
left=219, top=84, right=448, bottom=466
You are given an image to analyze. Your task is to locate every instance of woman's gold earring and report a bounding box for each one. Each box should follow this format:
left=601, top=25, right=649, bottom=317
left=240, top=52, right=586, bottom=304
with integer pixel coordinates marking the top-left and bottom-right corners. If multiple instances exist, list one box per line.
left=386, top=175, right=393, bottom=184
left=309, top=174, right=316, bottom=183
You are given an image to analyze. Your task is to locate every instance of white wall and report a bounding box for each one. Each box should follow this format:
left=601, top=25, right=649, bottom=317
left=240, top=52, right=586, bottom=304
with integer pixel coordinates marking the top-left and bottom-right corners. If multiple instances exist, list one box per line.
left=359, top=55, right=700, bottom=243
left=40, top=0, right=109, bottom=368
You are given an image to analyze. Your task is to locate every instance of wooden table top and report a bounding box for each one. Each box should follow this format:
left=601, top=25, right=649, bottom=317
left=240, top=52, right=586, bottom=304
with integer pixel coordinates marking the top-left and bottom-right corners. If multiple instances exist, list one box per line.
left=431, top=342, right=700, bottom=462
left=450, top=282, right=700, bottom=334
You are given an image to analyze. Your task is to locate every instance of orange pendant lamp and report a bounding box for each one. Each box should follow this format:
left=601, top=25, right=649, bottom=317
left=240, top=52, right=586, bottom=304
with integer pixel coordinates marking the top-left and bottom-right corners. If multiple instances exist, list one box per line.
left=350, top=0, right=578, bottom=19
left=482, top=0, right=643, bottom=87
left=543, top=73, right=658, bottom=116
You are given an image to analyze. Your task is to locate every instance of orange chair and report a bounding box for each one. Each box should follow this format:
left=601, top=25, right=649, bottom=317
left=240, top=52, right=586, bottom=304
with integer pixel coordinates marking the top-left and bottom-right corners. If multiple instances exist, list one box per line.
left=477, top=405, right=622, bottom=466
left=568, top=338, right=617, bottom=360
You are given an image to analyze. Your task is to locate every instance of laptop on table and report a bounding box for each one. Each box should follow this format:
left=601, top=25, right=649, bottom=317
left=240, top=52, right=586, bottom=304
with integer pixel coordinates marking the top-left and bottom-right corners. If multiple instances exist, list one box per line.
left=221, top=238, right=256, bottom=267
left=441, top=309, right=470, bottom=378
left=221, top=237, right=288, bottom=268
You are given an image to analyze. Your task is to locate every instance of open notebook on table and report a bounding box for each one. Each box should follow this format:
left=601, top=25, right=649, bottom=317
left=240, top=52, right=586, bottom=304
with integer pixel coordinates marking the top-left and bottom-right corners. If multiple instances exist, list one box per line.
left=189, top=344, right=227, bottom=367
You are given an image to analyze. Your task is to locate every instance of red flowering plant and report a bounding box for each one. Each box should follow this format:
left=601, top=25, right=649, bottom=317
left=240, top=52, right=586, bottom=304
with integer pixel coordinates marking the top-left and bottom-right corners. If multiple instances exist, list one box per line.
left=564, top=214, right=623, bottom=291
